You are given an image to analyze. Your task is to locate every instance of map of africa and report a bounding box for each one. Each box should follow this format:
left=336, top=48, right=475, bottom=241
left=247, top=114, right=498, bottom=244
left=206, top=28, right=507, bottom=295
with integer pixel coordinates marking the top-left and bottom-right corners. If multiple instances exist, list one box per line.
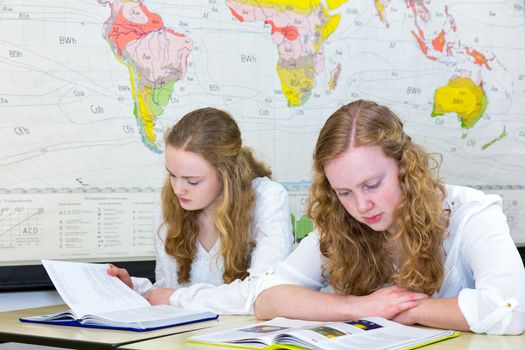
left=0, top=0, right=524, bottom=264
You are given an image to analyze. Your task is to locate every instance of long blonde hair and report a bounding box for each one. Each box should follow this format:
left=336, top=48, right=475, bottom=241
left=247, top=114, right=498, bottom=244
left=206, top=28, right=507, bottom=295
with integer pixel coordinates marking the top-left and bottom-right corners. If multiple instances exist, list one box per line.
left=309, top=100, right=448, bottom=295
left=161, top=108, right=271, bottom=284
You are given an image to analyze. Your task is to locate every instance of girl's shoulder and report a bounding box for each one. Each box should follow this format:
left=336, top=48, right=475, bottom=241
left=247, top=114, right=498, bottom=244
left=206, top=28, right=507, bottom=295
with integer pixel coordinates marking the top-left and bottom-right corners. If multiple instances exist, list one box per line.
left=444, top=184, right=502, bottom=216
left=251, top=176, right=288, bottom=198
left=250, top=177, right=290, bottom=223
left=443, top=184, right=505, bottom=250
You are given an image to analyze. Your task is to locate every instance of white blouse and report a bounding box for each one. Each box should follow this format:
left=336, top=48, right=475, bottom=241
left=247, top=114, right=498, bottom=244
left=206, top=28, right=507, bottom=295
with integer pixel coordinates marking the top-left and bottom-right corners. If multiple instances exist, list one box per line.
left=132, top=177, right=293, bottom=314
left=253, top=185, right=525, bottom=334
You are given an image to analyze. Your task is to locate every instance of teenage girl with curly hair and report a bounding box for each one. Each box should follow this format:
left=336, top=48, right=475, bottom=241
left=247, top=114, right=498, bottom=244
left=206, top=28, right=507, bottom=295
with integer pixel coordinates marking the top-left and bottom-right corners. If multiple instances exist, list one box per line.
left=109, top=107, right=293, bottom=314
left=254, top=100, right=525, bottom=334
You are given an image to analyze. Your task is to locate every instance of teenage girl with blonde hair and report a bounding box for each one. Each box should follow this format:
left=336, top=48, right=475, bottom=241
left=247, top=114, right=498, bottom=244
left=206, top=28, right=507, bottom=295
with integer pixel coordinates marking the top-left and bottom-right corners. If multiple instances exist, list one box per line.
left=109, top=107, right=293, bottom=314
left=254, top=100, right=525, bottom=334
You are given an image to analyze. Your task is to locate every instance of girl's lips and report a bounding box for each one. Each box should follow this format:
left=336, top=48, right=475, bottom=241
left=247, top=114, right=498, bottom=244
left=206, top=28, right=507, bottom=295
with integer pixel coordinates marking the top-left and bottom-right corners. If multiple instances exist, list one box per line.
left=363, top=213, right=382, bottom=224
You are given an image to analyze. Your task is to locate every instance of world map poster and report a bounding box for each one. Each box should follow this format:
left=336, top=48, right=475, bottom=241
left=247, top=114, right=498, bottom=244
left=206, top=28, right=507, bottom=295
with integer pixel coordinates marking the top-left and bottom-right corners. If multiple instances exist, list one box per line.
left=0, top=0, right=524, bottom=264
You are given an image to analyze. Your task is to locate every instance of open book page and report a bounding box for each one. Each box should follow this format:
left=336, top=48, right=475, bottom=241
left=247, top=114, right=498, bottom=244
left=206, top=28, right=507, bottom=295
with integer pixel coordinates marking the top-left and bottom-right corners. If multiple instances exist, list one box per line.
left=91, top=305, right=212, bottom=324
left=42, top=259, right=149, bottom=318
left=187, top=318, right=327, bottom=347
left=83, top=305, right=217, bottom=329
left=273, top=317, right=458, bottom=350
left=188, top=317, right=458, bottom=350
left=21, top=310, right=77, bottom=322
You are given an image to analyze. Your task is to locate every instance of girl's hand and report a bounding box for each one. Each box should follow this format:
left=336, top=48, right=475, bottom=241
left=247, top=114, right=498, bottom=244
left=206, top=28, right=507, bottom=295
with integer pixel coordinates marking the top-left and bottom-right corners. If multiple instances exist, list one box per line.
left=106, top=264, right=132, bottom=288
left=145, top=288, right=175, bottom=305
left=353, top=285, right=429, bottom=320
left=392, top=306, right=418, bottom=325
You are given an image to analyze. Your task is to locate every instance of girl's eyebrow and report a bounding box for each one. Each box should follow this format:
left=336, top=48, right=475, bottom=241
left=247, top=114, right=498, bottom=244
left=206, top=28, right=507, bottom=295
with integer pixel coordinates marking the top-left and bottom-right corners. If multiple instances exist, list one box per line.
left=332, top=175, right=382, bottom=192
left=164, top=168, right=202, bottom=179
left=332, top=186, right=351, bottom=192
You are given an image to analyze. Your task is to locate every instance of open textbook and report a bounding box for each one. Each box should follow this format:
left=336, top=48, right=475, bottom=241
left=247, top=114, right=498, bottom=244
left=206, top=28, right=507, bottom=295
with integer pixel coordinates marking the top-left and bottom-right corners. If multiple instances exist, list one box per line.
left=187, top=317, right=460, bottom=350
left=20, top=259, right=218, bottom=331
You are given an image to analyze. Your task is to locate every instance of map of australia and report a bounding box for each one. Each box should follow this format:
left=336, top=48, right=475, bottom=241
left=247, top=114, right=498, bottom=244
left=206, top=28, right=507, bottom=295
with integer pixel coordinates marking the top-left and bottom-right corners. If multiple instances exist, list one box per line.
left=377, top=1, right=500, bottom=147
left=98, top=0, right=192, bottom=152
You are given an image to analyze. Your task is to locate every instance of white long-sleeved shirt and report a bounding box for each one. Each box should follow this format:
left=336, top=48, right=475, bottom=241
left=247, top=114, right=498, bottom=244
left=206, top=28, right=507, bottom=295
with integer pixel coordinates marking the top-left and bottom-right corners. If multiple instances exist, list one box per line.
left=132, top=176, right=293, bottom=314
left=253, top=185, right=525, bottom=334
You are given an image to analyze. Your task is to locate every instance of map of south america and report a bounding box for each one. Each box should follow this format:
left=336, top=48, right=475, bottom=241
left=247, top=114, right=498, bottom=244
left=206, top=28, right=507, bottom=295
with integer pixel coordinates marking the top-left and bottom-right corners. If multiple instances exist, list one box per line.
left=98, top=0, right=192, bottom=152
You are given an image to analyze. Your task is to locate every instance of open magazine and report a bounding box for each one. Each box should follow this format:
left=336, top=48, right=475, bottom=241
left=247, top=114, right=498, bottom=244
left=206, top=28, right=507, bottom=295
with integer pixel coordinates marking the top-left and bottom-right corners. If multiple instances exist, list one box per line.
left=20, top=260, right=218, bottom=331
left=186, top=317, right=460, bottom=350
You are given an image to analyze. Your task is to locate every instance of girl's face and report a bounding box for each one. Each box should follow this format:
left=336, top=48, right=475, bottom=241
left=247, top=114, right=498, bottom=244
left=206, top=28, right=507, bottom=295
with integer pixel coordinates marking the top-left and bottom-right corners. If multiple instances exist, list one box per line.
left=165, top=145, right=223, bottom=215
left=324, top=145, right=403, bottom=234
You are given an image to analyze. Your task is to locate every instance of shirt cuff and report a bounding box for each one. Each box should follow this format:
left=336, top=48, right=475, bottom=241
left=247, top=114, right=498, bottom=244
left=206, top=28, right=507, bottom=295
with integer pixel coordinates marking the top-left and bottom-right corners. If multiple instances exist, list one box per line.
left=130, top=276, right=153, bottom=296
left=458, top=288, right=519, bottom=334
left=168, top=288, right=182, bottom=307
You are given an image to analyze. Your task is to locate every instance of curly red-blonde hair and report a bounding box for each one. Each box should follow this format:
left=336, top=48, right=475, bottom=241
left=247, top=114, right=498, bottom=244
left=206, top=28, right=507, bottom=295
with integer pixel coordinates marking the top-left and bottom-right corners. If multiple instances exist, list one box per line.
left=309, top=100, right=448, bottom=295
left=161, top=108, right=271, bottom=284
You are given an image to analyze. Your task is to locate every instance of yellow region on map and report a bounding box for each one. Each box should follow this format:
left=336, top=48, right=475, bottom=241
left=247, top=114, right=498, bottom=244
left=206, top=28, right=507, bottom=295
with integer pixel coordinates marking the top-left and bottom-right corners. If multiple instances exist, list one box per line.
left=432, top=77, right=487, bottom=129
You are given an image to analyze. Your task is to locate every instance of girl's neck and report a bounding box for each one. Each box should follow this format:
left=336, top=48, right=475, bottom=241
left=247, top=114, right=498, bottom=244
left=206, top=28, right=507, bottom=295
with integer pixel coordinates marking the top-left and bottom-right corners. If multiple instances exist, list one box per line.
left=197, top=210, right=218, bottom=252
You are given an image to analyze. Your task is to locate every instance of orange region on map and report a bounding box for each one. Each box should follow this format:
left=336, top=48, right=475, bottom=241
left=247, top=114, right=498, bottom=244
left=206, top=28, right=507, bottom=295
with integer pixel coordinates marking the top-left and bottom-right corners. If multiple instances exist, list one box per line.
left=466, top=47, right=491, bottom=69
left=411, top=30, right=437, bottom=60
left=265, top=20, right=299, bottom=40
left=108, top=4, right=163, bottom=55
left=432, top=77, right=488, bottom=129
left=406, top=0, right=443, bottom=60
left=432, top=30, right=446, bottom=52
left=228, top=6, right=245, bottom=22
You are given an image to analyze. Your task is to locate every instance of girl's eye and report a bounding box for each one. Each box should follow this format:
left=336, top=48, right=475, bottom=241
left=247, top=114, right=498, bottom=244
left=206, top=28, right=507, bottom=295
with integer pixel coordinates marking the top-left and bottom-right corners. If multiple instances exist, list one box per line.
left=337, top=190, right=351, bottom=197
left=365, top=181, right=381, bottom=191
left=188, top=180, right=200, bottom=186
